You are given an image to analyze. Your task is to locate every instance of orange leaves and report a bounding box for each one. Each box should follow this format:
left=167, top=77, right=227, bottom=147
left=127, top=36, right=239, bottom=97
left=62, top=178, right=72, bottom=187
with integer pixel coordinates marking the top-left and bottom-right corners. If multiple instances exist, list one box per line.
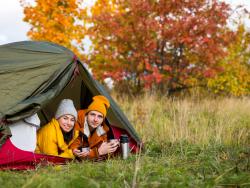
left=203, top=69, right=216, bottom=78
left=152, top=68, right=163, bottom=84
left=163, top=65, right=172, bottom=72
left=145, top=62, right=151, bottom=71
left=20, top=0, right=250, bottom=95
left=207, top=24, right=250, bottom=96
left=21, top=0, right=86, bottom=58
left=85, top=0, right=237, bottom=92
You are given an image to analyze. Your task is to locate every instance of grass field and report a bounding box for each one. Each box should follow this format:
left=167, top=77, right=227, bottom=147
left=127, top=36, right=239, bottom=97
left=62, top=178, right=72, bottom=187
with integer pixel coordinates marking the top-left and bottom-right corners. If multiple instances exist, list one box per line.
left=0, top=94, right=249, bottom=187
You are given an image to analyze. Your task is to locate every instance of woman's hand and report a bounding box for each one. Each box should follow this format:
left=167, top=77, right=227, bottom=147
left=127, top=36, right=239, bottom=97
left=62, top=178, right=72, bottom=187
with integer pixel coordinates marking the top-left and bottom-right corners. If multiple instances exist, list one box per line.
left=72, top=148, right=89, bottom=158
left=98, top=142, right=119, bottom=156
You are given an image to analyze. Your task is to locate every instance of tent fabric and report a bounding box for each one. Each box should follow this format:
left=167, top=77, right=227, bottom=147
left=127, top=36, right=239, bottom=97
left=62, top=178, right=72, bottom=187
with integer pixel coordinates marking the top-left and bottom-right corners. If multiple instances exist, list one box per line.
left=0, top=123, right=11, bottom=148
left=0, top=138, right=71, bottom=170
left=0, top=41, right=141, bottom=145
left=0, top=41, right=141, bottom=169
left=9, top=121, right=37, bottom=152
left=9, top=113, right=40, bottom=152
left=111, top=126, right=139, bottom=153
left=0, top=41, right=76, bottom=122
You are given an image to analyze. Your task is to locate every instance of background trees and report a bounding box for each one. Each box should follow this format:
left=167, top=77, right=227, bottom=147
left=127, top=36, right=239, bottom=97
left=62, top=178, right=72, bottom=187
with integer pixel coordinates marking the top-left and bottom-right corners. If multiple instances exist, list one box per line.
left=207, top=24, right=250, bottom=96
left=87, top=0, right=235, bottom=94
left=21, top=0, right=86, bottom=58
left=21, top=0, right=250, bottom=96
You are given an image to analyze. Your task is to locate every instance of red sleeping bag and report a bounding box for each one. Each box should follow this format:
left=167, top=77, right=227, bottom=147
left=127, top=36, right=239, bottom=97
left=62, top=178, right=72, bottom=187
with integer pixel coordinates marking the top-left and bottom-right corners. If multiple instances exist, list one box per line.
left=0, top=138, right=71, bottom=170
left=0, top=126, right=139, bottom=170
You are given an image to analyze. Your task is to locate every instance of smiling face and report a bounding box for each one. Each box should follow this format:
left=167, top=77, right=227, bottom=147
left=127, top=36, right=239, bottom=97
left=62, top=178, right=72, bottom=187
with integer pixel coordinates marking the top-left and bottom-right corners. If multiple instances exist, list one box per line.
left=57, top=114, right=76, bottom=132
left=86, top=110, right=104, bottom=129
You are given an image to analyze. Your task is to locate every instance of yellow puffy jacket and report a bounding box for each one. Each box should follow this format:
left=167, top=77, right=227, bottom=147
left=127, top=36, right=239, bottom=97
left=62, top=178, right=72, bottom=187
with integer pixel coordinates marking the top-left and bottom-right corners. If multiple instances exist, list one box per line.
left=35, top=118, right=79, bottom=159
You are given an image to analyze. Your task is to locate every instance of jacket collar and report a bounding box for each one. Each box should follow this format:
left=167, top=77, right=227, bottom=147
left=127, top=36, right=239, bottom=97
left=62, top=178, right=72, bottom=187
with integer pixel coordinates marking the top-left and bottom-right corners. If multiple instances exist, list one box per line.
left=51, top=118, right=79, bottom=149
left=83, top=118, right=106, bottom=138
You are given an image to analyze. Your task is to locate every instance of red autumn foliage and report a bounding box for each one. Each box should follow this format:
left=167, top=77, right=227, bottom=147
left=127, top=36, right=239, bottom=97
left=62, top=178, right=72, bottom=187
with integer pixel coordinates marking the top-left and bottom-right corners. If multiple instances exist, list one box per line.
left=21, top=0, right=241, bottom=94
left=87, top=0, right=234, bottom=93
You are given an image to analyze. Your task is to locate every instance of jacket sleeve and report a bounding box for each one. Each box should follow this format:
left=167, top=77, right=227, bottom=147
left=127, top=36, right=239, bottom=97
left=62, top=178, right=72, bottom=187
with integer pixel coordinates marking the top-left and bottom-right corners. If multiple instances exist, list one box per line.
left=88, top=147, right=99, bottom=159
left=70, top=120, right=82, bottom=150
left=35, top=144, right=41, bottom=153
left=87, top=134, right=108, bottom=159
left=36, top=127, right=59, bottom=156
left=58, top=148, right=74, bottom=158
left=37, top=128, right=75, bottom=158
left=69, top=135, right=81, bottom=150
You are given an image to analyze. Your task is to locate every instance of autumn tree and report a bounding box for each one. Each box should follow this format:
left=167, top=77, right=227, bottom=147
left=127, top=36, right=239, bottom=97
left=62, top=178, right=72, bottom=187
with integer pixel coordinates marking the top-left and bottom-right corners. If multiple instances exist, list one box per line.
left=20, top=0, right=86, bottom=58
left=86, top=0, right=234, bottom=93
left=207, top=24, right=250, bottom=96
left=21, top=0, right=249, bottom=95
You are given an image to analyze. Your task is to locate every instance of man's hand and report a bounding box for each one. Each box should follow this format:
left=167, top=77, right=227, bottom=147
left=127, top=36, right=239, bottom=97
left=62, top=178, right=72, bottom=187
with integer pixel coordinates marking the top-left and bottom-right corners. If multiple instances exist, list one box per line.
left=98, top=142, right=119, bottom=156
left=73, top=148, right=89, bottom=158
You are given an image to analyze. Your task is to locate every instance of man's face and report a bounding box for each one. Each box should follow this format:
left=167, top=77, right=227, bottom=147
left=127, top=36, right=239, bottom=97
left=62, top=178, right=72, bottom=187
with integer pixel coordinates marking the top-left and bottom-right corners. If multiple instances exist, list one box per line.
left=86, top=110, right=104, bottom=129
left=57, top=114, right=75, bottom=132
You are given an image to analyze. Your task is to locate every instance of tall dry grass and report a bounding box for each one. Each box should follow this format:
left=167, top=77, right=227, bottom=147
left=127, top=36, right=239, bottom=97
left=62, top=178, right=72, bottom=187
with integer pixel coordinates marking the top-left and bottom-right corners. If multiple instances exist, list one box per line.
left=1, top=93, right=249, bottom=187
left=113, top=93, right=250, bottom=146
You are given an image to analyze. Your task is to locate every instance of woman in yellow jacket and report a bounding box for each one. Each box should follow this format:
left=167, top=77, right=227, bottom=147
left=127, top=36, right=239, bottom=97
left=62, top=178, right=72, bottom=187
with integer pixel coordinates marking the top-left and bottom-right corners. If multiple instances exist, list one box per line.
left=35, top=99, right=79, bottom=159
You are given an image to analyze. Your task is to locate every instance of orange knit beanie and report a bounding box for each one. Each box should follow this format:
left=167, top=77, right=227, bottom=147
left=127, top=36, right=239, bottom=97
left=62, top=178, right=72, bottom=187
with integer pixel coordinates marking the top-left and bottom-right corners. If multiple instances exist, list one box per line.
left=86, top=95, right=110, bottom=117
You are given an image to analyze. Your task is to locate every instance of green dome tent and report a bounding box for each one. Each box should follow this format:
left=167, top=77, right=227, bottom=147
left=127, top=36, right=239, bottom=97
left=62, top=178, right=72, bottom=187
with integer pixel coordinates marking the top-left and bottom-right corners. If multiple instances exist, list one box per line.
left=0, top=41, right=141, bottom=164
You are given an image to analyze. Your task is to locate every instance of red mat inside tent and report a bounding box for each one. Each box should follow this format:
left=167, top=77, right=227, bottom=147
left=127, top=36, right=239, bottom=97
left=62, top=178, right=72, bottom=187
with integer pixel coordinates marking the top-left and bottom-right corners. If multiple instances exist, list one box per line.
left=0, top=138, right=71, bottom=170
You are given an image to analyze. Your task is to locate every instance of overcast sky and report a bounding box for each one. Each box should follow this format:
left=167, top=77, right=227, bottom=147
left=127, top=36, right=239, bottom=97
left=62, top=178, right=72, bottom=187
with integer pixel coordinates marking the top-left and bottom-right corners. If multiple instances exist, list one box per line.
left=0, top=0, right=250, bottom=45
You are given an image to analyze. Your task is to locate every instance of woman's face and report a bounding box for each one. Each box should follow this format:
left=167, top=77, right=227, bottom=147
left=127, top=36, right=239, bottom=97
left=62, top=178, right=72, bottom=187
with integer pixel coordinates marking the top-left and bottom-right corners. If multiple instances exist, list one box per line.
left=57, top=114, right=75, bottom=132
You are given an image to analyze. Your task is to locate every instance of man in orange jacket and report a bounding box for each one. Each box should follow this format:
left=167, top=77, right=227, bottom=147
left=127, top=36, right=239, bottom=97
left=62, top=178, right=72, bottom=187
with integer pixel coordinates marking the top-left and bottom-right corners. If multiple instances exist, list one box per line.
left=71, top=95, right=119, bottom=159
